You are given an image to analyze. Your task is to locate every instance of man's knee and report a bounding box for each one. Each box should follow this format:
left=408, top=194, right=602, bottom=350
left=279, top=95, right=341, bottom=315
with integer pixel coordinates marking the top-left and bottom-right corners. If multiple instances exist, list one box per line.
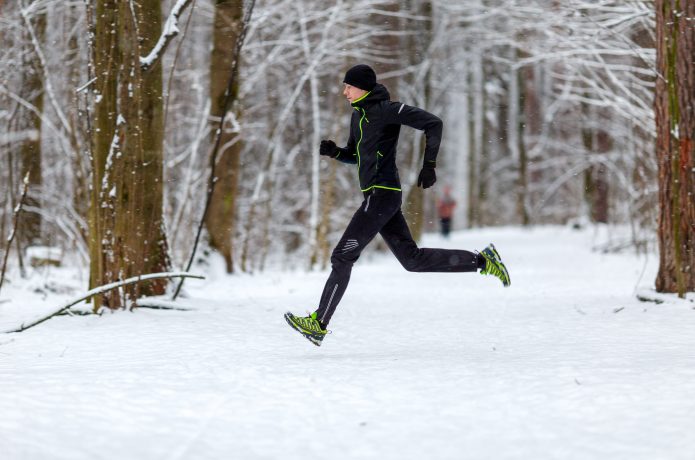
left=400, top=257, right=420, bottom=272
left=331, top=239, right=361, bottom=267
left=388, top=242, right=421, bottom=272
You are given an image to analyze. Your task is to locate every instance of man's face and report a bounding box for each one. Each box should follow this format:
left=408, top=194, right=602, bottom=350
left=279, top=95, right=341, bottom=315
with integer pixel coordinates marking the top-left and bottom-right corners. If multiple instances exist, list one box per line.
left=343, top=83, right=368, bottom=103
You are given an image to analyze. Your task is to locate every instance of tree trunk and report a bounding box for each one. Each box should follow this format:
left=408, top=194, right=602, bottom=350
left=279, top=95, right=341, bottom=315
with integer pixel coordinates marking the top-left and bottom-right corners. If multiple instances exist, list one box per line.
left=19, top=3, right=45, bottom=245
left=581, top=103, right=611, bottom=224
left=655, top=0, right=695, bottom=297
left=69, top=2, right=90, bottom=243
left=89, top=0, right=169, bottom=310
left=316, top=160, right=337, bottom=270
left=452, top=70, right=469, bottom=230
left=89, top=0, right=118, bottom=309
left=513, top=55, right=534, bottom=227
left=402, top=0, right=432, bottom=241
left=468, top=50, right=484, bottom=228
left=296, top=0, right=323, bottom=270
left=205, top=0, right=243, bottom=274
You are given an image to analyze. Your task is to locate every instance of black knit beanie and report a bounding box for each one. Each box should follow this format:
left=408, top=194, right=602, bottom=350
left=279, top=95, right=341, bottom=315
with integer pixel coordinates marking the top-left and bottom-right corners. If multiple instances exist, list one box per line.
left=343, top=64, right=377, bottom=92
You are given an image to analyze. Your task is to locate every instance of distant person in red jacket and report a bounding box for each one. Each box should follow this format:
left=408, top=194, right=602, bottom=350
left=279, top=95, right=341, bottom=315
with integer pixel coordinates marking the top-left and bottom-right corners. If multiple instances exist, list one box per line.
left=437, top=186, right=457, bottom=238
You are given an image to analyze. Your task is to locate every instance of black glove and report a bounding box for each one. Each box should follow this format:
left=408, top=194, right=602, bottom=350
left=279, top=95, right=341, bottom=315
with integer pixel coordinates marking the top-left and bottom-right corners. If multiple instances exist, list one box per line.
left=417, top=163, right=437, bottom=189
left=319, top=140, right=339, bottom=158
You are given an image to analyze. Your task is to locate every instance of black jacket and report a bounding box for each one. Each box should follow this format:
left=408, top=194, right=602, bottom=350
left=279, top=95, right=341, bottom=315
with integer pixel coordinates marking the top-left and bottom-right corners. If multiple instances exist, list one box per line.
left=335, top=84, right=442, bottom=192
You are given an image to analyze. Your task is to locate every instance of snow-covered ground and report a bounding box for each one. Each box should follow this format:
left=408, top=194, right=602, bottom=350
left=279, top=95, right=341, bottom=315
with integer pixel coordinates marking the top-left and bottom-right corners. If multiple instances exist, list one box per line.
left=1, top=226, right=694, bottom=460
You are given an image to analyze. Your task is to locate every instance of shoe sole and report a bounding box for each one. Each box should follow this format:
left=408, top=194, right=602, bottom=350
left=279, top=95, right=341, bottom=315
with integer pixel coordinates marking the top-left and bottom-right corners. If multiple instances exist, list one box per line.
left=284, top=312, right=323, bottom=347
left=487, top=243, right=511, bottom=288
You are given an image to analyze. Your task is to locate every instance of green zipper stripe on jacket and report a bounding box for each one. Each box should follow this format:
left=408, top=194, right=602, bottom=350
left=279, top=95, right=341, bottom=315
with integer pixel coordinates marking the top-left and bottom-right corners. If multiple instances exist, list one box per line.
left=352, top=91, right=371, bottom=169
left=361, top=184, right=402, bottom=192
left=351, top=91, right=371, bottom=104
left=356, top=107, right=367, bottom=168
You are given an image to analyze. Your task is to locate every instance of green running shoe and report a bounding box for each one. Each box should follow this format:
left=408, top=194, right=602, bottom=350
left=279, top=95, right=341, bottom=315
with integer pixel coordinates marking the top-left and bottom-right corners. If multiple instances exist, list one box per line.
left=284, top=311, right=328, bottom=347
left=479, top=243, right=511, bottom=287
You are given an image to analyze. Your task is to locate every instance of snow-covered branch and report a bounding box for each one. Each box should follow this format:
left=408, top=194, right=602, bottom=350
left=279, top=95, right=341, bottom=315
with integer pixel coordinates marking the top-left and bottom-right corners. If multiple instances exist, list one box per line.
left=3, top=272, right=205, bottom=334
left=140, top=0, right=194, bottom=71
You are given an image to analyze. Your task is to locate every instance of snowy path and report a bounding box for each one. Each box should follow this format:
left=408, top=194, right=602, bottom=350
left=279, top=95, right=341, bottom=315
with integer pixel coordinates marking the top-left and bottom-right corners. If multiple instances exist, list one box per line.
left=2, top=227, right=694, bottom=459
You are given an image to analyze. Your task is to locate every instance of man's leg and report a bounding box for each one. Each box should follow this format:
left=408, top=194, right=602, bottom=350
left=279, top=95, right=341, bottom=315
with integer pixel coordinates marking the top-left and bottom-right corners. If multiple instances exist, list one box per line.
left=381, top=209, right=480, bottom=272
left=314, top=190, right=401, bottom=327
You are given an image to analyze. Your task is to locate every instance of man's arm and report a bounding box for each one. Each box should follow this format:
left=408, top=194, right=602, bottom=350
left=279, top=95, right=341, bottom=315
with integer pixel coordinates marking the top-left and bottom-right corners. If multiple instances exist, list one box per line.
left=322, top=113, right=357, bottom=164
left=385, top=102, right=443, bottom=167
left=321, top=137, right=357, bottom=164
left=334, top=127, right=357, bottom=164
left=336, top=112, right=358, bottom=164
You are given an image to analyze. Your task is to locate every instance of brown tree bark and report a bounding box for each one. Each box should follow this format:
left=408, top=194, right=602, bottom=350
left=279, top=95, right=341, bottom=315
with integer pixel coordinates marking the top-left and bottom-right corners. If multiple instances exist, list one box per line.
left=19, top=3, right=45, bottom=245
left=205, top=0, right=243, bottom=274
left=467, top=51, right=484, bottom=228
left=68, top=2, right=90, bottom=243
left=316, top=160, right=337, bottom=270
left=402, top=0, right=432, bottom=242
left=516, top=56, right=545, bottom=227
left=581, top=103, right=611, bottom=224
left=655, top=0, right=695, bottom=297
left=89, top=0, right=119, bottom=309
left=89, top=0, right=169, bottom=310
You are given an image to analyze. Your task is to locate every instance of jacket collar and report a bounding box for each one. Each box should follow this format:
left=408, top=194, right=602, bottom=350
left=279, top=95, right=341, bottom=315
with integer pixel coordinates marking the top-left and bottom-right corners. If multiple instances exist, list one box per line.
left=351, top=83, right=390, bottom=110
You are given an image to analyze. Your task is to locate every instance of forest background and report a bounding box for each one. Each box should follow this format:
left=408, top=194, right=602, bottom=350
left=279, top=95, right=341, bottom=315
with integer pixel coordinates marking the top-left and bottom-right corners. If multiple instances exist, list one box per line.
left=1, top=0, right=693, bottom=308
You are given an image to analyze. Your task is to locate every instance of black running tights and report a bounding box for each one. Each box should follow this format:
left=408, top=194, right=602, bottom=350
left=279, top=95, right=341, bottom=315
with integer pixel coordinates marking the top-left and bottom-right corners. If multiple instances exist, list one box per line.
left=315, top=189, right=479, bottom=327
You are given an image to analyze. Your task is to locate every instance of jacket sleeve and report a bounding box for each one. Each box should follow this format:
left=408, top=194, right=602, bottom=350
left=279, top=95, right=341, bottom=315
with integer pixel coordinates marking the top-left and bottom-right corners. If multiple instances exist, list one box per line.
left=334, top=114, right=358, bottom=164
left=385, top=101, right=442, bottom=167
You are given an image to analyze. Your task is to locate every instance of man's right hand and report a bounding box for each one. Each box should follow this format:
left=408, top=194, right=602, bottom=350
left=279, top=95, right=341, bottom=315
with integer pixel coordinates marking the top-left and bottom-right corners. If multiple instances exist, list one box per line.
left=320, top=140, right=339, bottom=158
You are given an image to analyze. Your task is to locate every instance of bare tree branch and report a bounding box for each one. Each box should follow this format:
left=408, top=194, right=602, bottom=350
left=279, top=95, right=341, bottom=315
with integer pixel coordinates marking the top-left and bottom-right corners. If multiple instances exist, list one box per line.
left=140, top=0, right=194, bottom=71
left=3, top=272, right=205, bottom=334
left=0, top=173, right=29, bottom=296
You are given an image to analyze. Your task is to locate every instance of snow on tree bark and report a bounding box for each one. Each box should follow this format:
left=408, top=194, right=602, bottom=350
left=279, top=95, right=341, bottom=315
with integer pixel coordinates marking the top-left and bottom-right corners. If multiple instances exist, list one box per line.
left=139, top=0, right=193, bottom=70
left=89, top=0, right=169, bottom=310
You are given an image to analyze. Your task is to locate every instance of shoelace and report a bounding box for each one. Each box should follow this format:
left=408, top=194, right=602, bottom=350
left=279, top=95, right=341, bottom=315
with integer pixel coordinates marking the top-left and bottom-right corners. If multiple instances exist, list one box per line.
left=296, top=315, right=326, bottom=333
left=480, top=252, right=503, bottom=277
left=485, top=263, right=503, bottom=277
